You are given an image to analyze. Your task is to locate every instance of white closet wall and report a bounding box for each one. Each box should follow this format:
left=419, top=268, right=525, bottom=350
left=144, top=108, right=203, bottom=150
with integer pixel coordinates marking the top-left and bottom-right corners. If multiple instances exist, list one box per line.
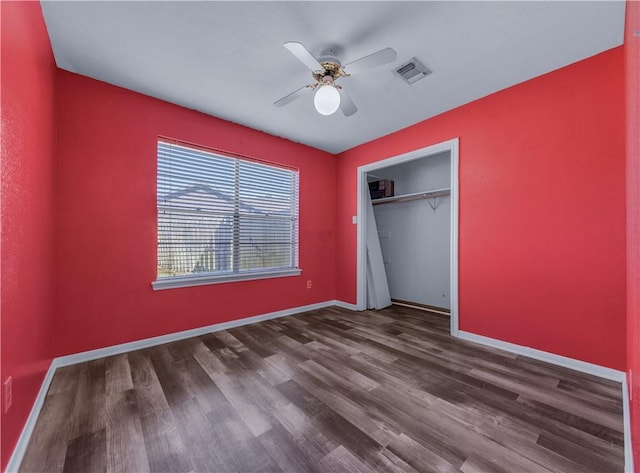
left=371, top=151, right=451, bottom=309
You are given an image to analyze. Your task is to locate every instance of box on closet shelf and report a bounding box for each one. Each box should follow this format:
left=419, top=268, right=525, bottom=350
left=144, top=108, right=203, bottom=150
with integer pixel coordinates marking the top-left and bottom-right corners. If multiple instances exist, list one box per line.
left=369, top=179, right=395, bottom=199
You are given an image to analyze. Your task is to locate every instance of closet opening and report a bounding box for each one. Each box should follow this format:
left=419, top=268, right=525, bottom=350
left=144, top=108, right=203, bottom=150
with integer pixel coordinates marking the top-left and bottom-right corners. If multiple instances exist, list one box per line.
left=356, top=138, right=459, bottom=336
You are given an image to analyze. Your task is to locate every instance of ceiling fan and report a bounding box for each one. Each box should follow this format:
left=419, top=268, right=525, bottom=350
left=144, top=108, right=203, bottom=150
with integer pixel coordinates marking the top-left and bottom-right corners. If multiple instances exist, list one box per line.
left=274, top=42, right=397, bottom=117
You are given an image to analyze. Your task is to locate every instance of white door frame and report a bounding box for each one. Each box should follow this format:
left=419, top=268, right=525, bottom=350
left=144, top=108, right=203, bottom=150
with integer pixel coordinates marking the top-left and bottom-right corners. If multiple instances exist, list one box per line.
left=356, top=138, right=459, bottom=336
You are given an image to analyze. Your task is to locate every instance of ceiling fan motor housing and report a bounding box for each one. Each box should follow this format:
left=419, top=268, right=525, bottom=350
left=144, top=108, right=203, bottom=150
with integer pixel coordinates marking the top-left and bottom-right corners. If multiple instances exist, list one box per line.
left=313, top=62, right=348, bottom=83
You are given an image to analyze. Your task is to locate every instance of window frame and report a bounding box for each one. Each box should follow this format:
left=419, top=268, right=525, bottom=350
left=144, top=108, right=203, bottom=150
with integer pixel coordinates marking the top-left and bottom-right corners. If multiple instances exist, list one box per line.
left=152, top=138, right=301, bottom=291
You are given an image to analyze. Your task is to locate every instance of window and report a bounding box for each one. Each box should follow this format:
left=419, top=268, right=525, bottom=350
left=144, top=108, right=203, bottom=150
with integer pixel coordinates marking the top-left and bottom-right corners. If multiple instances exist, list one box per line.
left=153, top=139, right=300, bottom=290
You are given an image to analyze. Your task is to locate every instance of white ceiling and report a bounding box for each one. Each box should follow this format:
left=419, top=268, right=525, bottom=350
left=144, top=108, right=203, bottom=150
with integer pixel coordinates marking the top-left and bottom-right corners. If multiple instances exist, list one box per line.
left=41, top=1, right=625, bottom=154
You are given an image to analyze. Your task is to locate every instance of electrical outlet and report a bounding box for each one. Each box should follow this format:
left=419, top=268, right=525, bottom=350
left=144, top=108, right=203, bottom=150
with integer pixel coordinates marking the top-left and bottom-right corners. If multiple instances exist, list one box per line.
left=3, top=376, right=12, bottom=413
left=306, top=280, right=312, bottom=289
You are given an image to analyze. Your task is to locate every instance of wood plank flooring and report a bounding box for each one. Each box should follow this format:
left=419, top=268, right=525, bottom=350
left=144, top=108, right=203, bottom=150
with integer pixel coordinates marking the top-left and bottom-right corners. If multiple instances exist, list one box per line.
left=19, top=306, right=625, bottom=472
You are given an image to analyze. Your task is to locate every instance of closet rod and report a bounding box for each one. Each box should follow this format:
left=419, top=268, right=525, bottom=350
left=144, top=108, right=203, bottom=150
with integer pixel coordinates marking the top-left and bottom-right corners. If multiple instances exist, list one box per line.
left=371, top=187, right=451, bottom=205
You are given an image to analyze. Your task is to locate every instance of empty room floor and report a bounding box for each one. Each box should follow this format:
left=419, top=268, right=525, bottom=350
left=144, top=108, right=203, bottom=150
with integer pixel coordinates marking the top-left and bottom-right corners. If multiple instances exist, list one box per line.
left=19, top=306, right=624, bottom=472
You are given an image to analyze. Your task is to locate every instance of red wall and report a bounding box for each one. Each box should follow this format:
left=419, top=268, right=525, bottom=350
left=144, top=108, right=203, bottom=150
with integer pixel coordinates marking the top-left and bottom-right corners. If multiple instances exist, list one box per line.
left=0, top=2, right=57, bottom=470
left=336, top=47, right=626, bottom=370
left=625, top=0, right=640, bottom=468
left=54, top=71, right=336, bottom=357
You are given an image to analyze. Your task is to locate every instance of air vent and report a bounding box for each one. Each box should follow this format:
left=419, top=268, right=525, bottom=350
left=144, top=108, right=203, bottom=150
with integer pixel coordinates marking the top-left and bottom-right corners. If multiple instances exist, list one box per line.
left=393, top=58, right=431, bottom=84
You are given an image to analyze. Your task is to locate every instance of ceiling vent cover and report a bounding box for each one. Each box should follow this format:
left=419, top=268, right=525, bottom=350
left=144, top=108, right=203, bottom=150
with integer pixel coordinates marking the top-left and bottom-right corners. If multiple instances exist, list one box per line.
left=394, top=58, right=431, bottom=84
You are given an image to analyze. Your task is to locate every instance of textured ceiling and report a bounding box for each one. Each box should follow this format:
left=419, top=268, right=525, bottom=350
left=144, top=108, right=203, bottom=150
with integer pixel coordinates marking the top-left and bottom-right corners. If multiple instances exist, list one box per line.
left=41, top=1, right=625, bottom=154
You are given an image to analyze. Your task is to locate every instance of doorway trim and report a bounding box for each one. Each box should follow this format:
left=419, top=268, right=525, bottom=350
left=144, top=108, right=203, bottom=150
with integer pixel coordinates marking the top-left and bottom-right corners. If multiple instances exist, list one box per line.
left=356, top=138, right=459, bottom=336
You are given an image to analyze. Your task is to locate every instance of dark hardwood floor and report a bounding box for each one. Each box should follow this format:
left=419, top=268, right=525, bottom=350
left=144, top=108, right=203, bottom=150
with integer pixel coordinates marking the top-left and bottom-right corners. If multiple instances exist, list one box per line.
left=19, top=306, right=625, bottom=473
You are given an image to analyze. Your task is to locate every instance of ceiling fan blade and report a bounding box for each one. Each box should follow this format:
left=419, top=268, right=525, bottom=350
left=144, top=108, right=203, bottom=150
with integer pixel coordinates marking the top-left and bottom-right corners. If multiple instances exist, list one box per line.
left=339, top=88, right=358, bottom=117
left=274, top=84, right=312, bottom=107
left=344, top=47, right=397, bottom=75
left=283, top=42, right=323, bottom=71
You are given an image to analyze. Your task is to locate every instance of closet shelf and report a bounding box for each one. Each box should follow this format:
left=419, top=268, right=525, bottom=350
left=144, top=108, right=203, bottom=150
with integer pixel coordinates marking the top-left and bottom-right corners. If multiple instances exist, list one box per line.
left=371, top=187, right=451, bottom=205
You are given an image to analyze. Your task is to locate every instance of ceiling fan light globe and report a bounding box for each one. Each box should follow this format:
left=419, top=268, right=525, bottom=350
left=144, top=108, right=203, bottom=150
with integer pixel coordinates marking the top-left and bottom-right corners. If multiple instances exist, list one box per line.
left=314, top=85, right=340, bottom=116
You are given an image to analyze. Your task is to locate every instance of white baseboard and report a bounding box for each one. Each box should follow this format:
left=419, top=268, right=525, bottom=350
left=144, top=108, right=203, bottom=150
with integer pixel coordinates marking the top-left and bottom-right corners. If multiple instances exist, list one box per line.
left=5, top=362, right=57, bottom=473
left=457, top=330, right=625, bottom=382
left=622, top=376, right=635, bottom=473
left=332, top=299, right=360, bottom=311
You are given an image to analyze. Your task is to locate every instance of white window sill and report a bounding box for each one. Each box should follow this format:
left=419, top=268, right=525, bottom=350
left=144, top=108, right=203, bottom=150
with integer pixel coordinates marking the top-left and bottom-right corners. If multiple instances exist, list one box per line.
left=152, top=268, right=302, bottom=291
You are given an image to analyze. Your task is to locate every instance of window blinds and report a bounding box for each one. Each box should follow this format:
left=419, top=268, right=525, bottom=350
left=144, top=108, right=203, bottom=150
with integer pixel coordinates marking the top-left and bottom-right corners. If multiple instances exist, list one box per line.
left=157, top=140, right=299, bottom=280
